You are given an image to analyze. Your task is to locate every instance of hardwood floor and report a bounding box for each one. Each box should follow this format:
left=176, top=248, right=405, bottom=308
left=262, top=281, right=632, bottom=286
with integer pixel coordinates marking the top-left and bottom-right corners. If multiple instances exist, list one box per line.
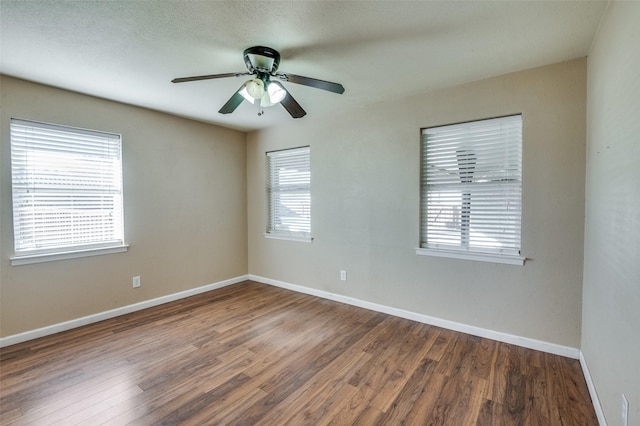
left=0, top=281, right=597, bottom=425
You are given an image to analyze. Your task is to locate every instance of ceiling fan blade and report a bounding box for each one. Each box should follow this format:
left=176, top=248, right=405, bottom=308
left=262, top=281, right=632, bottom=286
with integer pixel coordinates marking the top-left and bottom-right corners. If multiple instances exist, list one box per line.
left=172, top=72, right=249, bottom=84
left=277, top=73, right=345, bottom=94
left=218, top=86, right=246, bottom=114
left=271, top=82, right=306, bottom=118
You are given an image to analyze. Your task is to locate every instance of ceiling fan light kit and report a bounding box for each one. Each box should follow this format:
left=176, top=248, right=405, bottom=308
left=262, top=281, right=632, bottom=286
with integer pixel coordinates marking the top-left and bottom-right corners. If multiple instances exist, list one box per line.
left=172, top=46, right=345, bottom=119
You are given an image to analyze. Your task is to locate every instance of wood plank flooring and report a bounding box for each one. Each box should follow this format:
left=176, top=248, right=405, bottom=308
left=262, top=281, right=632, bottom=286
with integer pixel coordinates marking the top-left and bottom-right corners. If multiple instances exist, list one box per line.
left=0, top=281, right=598, bottom=425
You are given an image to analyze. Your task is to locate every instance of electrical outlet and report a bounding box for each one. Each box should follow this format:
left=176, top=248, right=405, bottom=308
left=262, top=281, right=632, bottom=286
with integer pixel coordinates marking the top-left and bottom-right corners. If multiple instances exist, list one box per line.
left=622, top=394, right=629, bottom=426
left=340, top=270, right=347, bottom=281
left=132, top=276, right=141, bottom=288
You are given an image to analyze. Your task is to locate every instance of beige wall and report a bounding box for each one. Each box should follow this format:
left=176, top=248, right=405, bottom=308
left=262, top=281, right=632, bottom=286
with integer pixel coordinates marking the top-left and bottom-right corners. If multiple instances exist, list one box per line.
left=583, top=1, right=640, bottom=424
left=248, top=58, right=587, bottom=348
left=0, top=76, right=248, bottom=337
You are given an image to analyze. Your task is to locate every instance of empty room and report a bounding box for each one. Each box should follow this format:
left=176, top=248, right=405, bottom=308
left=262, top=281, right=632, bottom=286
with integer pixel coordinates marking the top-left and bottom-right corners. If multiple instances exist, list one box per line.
left=0, top=1, right=638, bottom=424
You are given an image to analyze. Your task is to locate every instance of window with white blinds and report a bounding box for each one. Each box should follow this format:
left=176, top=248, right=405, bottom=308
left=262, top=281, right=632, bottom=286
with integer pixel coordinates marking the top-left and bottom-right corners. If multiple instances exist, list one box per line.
left=10, top=119, right=125, bottom=262
left=266, top=146, right=311, bottom=240
left=419, top=115, right=523, bottom=263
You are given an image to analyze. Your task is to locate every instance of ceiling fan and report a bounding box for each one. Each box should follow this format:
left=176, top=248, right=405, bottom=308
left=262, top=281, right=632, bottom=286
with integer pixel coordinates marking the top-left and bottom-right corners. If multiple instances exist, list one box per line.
left=172, top=46, right=345, bottom=118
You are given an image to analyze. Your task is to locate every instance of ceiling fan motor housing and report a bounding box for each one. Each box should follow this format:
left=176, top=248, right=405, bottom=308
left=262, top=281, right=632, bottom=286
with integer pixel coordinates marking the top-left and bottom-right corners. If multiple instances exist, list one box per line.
left=244, top=46, right=281, bottom=74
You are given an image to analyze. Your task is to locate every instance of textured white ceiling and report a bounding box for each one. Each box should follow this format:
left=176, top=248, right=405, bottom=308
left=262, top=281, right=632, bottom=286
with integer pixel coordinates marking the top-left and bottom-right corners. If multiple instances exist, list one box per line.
left=0, top=0, right=608, bottom=131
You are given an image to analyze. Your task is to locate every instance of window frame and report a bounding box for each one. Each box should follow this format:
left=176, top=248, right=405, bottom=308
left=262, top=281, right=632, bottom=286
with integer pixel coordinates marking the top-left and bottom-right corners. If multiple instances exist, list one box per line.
left=416, top=114, right=525, bottom=265
left=9, top=118, right=127, bottom=266
left=265, top=146, right=312, bottom=243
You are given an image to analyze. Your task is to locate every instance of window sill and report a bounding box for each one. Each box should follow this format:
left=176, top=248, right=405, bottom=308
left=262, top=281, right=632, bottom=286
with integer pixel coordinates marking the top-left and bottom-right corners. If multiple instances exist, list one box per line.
left=11, top=245, right=129, bottom=266
left=415, top=248, right=525, bottom=266
left=264, top=233, right=313, bottom=243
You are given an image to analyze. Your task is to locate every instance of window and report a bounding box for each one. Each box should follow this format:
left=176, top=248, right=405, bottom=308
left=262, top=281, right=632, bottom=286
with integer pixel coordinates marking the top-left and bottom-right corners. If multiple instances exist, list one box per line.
left=418, top=115, right=524, bottom=265
left=266, top=146, right=311, bottom=241
left=10, top=119, right=126, bottom=265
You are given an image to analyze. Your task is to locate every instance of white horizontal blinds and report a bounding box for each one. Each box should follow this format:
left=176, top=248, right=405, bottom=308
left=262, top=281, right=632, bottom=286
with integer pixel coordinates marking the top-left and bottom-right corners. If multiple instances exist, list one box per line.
left=421, top=115, right=522, bottom=255
left=266, top=146, right=311, bottom=237
left=10, top=119, right=124, bottom=255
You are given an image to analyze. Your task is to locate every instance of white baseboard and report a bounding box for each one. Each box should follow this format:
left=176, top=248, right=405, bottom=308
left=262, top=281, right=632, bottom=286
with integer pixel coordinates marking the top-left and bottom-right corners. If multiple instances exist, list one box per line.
left=0, top=275, right=249, bottom=348
left=248, top=274, right=581, bottom=359
left=580, top=351, right=607, bottom=425
left=2, top=272, right=581, bottom=361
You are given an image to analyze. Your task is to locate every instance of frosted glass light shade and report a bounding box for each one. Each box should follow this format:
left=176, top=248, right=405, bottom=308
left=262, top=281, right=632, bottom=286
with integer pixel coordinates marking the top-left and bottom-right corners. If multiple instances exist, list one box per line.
left=267, top=82, right=286, bottom=103
left=245, top=79, right=264, bottom=99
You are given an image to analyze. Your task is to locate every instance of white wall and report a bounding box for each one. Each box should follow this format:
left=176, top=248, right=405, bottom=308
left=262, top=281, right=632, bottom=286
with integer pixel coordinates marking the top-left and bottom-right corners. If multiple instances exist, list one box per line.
left=583, top=1, right=640, bottom=424
left=248, top=59, right=587, bottom=349
left=0, top=76, right=248, bottom=337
